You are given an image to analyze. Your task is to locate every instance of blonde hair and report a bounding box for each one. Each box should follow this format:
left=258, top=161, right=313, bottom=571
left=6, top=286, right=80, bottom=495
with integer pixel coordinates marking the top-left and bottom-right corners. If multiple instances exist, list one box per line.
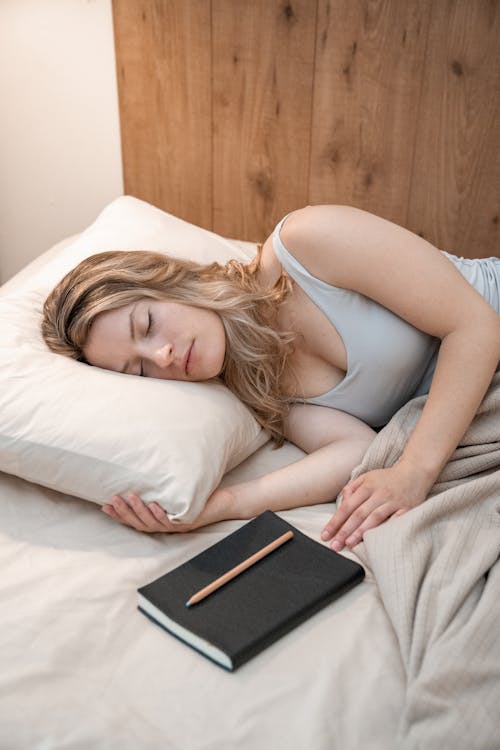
left=41, top=248, right=295, bottom=445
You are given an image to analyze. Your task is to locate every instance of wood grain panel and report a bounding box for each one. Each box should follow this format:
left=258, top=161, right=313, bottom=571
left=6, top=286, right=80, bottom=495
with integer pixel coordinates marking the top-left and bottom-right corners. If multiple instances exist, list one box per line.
left=408, top=0, right=500, bottom=257
left=112, top=0, right=499, bottom=253
left=211, top=0, right=317, bottom=240
left=112, top=0, right=212, bottom=227
left=309, top=0, right=431, bottom=225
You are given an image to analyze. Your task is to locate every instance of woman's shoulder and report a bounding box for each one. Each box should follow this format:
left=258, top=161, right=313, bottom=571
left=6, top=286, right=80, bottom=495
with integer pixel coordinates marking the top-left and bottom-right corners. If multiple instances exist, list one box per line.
left=259, top=204, right=364, bottom=287
left=258, top=203, right=385, bottom=291
left=267, top=203, right=445, bottom=292
left=257, top=204, right=349, bottom=288
left=277, top=204, right=375, bottom=248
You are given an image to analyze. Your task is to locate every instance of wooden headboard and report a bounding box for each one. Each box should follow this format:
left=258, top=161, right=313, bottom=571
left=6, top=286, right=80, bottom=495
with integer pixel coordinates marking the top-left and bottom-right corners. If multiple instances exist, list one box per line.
left=112, top=0, right=499, bottom=258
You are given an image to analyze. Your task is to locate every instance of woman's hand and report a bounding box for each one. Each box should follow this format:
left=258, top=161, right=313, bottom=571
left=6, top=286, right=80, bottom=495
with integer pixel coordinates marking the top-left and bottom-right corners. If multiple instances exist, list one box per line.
left=320, top=460, right=434, bottom=551
left=101, top=486, right=235, bottom=533
left=102, top=494, right=193, bottom=533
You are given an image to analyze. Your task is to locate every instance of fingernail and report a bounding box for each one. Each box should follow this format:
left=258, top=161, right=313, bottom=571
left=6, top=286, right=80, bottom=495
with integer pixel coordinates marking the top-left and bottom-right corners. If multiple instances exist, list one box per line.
left=321, top=530, right=329, bottom=540
left=331, top=541, right=342, bottom=552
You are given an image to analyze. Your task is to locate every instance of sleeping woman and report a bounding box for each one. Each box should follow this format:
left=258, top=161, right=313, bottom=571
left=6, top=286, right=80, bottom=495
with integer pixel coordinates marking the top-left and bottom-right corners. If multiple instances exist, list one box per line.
left=41, top=205, right=500, bottom=550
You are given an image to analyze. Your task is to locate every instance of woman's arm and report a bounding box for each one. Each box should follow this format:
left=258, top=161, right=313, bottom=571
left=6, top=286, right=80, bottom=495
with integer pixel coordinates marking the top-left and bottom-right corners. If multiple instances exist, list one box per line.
left=101, top=405, right=375, bottom=533
left=280, top=205, right=500, bottom=549
left=221, top=405, right=375, bottom=520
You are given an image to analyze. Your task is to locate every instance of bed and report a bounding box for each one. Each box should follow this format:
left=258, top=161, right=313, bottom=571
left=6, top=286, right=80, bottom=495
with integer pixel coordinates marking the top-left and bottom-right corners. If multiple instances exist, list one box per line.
left=1, top=195, right=499, bottom=750
left=0, top=197, right=401, bottom=750
left=2, top=1, right=500, bottom=747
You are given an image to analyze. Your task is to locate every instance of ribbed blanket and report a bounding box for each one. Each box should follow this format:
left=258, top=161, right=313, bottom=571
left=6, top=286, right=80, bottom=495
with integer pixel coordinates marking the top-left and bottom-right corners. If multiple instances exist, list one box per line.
left=351, top=372, right=500, bottom=750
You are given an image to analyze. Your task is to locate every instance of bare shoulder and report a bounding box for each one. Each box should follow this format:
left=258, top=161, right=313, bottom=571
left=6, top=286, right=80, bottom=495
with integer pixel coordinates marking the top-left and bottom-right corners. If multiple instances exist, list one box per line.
left=284, top=402, right=375, bottom=454
left=278, top=204, right=498, bottom=338
left=259, top=204, right=356, bottom=287
left=279, top=203, right=438, bottom=286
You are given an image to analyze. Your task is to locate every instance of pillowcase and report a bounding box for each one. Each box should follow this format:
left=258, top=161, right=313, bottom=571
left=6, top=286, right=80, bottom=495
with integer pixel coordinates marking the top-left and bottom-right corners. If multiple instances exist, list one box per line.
left=0, top=196, right=269, bottom=523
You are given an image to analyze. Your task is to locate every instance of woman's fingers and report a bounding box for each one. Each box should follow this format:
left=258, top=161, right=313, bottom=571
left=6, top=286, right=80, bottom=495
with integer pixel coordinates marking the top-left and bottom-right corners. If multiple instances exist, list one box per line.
left=127, top=493, right=165, bottom=527
left=321, top=464, right=422, bottom=551
left=343, top=503, right=398, bottom=548
left=323, top=498, right=404, bottom=551
left=342, top=505, right=409, bottom=548
left=103, top=494, right=170, bottom=532
left=320, top=481, right=371, bottom=542
left=326, top=494, right=389, bottom=550
left=148, top=502, right=169, bottom=522
left=106, top=494, right=150, bottom=531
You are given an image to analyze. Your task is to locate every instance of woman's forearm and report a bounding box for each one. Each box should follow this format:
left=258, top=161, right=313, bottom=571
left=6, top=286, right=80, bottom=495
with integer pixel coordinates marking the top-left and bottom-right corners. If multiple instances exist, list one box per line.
left=224, top=437, right=373, bottom=520
left=105, top=432, right=370, bottom=532
left=400, top=322, right=500, bottom=484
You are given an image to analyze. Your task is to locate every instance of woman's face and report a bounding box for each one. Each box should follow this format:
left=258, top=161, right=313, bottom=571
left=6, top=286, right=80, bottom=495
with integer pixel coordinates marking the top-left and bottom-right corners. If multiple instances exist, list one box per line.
left=83, top=299, right=226, bottom=381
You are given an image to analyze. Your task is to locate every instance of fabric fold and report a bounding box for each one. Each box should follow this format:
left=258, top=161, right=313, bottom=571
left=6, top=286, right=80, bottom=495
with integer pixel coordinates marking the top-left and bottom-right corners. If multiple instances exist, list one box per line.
left=350, top=372, right=500, bottom=750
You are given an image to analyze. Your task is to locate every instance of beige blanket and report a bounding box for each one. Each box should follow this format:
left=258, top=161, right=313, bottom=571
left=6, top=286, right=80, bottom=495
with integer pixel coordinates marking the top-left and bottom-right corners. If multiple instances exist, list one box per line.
left=352, top=372, right=500, bottom=750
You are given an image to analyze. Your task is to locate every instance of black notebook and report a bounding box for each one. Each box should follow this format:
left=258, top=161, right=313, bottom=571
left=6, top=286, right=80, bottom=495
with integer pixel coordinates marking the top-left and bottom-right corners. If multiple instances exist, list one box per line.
left=137, top=510, right=365, bottom=671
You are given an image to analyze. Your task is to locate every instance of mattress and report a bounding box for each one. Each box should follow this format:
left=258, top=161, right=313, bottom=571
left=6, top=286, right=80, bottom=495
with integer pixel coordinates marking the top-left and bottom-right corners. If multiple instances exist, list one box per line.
left=0, top=235, right=404, bottom=750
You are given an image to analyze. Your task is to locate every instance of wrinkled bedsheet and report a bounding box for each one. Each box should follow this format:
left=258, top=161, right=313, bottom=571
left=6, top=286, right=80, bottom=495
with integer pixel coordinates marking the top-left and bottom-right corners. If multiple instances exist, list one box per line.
left=0, top=441, right=403, bottom=750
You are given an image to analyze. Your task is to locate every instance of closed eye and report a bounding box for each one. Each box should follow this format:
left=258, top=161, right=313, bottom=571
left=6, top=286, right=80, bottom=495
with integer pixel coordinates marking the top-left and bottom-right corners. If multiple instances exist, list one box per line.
left=138, top=310, right=154, bottom=376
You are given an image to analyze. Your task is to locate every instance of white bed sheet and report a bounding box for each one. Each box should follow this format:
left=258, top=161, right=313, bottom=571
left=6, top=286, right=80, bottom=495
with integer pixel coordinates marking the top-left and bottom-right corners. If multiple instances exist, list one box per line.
left=0, top=238, right=405, bottom=750
left=0, top=462, right=405, bottom=750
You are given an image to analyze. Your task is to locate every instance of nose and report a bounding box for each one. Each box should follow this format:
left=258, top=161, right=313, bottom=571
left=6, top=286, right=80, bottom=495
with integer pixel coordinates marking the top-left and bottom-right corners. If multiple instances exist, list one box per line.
left=151, top=343, right=174, bottom=369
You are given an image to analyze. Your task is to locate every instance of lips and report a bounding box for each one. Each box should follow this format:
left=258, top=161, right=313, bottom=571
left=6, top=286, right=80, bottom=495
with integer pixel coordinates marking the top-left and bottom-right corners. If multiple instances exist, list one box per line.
left=184, top=341, right=193, bottom=376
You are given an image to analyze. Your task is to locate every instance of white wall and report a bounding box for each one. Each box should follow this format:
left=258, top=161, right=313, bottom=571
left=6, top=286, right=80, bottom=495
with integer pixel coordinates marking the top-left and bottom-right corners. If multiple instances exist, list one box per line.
left=0, top=0, right=123, bottom=283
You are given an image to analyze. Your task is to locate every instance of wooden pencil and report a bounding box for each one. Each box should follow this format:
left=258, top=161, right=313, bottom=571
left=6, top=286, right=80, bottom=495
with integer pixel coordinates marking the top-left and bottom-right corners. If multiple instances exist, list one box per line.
left=185, top=530, right=294, bottom=607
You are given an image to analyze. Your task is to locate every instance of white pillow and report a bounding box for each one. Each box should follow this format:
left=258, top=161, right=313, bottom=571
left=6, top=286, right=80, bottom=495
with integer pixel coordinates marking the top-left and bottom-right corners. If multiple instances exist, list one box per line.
left=0, top=196, right=269, bottom=523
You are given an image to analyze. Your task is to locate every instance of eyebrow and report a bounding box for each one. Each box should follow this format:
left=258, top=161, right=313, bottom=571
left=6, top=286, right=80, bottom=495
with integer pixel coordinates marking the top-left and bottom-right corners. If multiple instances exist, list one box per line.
left=119, top=307, right=137, bottom=374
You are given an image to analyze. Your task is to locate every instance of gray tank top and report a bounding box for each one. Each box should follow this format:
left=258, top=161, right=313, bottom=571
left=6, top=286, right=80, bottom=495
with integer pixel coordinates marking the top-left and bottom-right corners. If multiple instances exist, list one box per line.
left=273, top=214, right=500, bottom=427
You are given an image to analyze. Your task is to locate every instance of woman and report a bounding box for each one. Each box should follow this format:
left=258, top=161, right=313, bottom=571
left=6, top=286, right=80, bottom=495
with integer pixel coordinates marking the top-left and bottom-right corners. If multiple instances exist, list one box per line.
left=42, top=205, right=500, bottom=549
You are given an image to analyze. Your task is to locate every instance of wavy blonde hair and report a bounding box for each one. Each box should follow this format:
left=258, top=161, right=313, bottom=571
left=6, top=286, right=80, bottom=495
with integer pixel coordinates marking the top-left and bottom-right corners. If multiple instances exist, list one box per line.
left=41, top=248, right=296, bottom=445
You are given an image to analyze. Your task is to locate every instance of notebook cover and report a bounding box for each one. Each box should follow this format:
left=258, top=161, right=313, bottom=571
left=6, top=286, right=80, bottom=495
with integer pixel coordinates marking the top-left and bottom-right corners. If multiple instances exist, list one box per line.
left=138, top=510, right=365, bottom=670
